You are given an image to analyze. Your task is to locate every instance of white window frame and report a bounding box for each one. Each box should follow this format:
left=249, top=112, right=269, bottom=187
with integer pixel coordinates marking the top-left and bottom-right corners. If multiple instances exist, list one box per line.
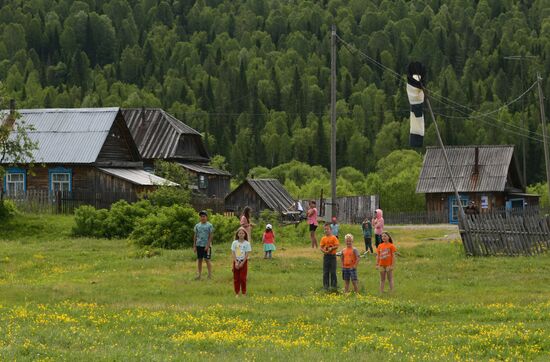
left=5, top=170, right=26, bottom=196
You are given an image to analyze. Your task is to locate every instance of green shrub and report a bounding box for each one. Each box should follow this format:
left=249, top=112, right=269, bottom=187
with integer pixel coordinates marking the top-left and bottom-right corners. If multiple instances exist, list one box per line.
left=104, top=200, right=155, bottom=238
left=0, top=199, right=18, bottom=220
left=209, top=213, right=241, bottom=245
left=130, top=205, right=197, bottom=248
left=72, top=205, right=109, bottom=238
left=145, top=186, right=190, bottom=207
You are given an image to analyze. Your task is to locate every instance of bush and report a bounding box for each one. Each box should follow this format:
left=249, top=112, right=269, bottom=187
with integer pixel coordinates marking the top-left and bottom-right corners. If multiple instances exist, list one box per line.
left=130, top=205, right=197, bottom=248
left=72, top=205, right=109, bottom=238
left=0, top=199, right=18, bottom=221
left=145, top=186, right=190, bottom=207
left=209, top=213, right=241, bottom=245
left=104, top=200, right=155, bottom=238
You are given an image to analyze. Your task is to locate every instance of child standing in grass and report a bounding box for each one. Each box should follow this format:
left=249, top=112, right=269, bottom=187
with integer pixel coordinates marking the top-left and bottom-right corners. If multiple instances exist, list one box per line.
left=320, top=223, right=339, bottom=291
left=341, top=234, right=360, bottom=293
left=372, top=209, right=384, bottom=248
left=376, top=232, right=397, bottom=293
left=231, top=227, right=252, bottom=297
left=262, top=224, right=276, bottom=259
left=307, top=200, right=319, bottom=248
left=193, top=210, right=214, bottom=280
left=361, top=216, right=373, bottom=254
left=330, top=216, right=340, bottom=239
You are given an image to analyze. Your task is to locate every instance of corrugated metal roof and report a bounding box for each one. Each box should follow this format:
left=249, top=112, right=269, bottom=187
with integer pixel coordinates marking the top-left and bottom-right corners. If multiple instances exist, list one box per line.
left=7, top=108, right=119, bottom=163
left=180, top=162, right=231, bottom=176
left=416, top=145, right=515, bottom=193
left=98, top=168, right=178, bottom=186
left=122, top=108, right=202, bottom=160
left=246, top=179, right=295, bottom=211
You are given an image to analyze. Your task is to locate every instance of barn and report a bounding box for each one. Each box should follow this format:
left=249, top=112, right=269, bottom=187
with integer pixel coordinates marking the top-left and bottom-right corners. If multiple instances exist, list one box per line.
left=122, top=108, right=231, bottom=198
left=1, top=108, right=175, bottom=206
left=416, top=145, right=539, bottom=223
left=225, top=179, right=295, bottom=217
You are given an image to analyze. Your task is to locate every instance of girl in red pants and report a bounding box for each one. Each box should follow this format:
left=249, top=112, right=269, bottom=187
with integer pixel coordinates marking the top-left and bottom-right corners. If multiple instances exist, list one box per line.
left=231, top=227, right=252, bottom=297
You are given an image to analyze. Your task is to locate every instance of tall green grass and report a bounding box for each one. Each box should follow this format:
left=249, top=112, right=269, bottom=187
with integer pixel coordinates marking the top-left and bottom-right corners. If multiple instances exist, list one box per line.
left=0, top=214, right=549, bottom=361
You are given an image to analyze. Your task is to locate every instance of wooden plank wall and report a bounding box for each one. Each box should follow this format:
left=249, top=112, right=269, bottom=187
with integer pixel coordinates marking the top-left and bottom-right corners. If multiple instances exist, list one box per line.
left=462, top=212, right=550, bottom=256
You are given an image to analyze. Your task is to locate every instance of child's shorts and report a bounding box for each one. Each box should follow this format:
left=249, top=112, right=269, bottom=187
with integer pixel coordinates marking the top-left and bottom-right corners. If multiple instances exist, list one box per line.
left=378, top=266, right=393, bottom=272
left=196, top=246, right=211, bottom=260
left=342, top=268, right=358, bottom=281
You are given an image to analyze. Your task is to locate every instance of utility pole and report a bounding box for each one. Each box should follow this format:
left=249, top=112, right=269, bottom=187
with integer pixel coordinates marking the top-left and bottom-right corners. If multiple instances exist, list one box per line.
left=330, top=25, right=337, bottom=218
left=536, top=72, right=550, bottom=202
left=423, top=87, right=470, bottom=254
left=504, top=55, right=536, bottom=188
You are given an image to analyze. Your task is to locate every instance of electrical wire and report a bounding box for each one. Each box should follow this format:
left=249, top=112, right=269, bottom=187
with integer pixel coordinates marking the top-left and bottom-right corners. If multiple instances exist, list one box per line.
left=336, top=34, right=545, bottom=143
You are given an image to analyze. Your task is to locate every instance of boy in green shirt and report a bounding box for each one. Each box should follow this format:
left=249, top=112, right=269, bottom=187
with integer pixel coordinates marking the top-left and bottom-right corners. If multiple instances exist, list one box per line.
left=193, top=210, right=214, bottom=279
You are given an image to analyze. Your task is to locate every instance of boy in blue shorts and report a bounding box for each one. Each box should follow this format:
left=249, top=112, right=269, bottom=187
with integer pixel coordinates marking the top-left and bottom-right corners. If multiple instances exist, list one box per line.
left=193, top=210, right=214, bottom=280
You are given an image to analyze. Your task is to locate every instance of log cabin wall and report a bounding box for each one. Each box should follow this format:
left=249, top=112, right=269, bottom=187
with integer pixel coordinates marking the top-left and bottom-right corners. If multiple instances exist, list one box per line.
left=224, top=183, right=267, bottom=217
left=1, top=165, right=145, bottom=195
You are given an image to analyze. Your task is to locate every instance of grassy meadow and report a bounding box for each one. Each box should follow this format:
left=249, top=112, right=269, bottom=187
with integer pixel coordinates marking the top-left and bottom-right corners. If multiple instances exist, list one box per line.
left=0, top=214, right=549, bottom=361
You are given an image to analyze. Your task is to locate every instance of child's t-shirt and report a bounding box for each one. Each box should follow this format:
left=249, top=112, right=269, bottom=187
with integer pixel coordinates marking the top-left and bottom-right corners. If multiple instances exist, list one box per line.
left=263, top=232, right=275, bottom=244
left=307, top=208, right=318, bottom=225
left=194, top=222, right=214, bottom=247
left=362, top=221, right=372, bottom=238
left=377, top=242, right=397, bottom=266
left=231, top=240, right=252, bottom=262
left=330, top=223, right=339, bottom=237
left=342, top=247, right=360, bottom=268
left=320, top=235, right=339, bottom=255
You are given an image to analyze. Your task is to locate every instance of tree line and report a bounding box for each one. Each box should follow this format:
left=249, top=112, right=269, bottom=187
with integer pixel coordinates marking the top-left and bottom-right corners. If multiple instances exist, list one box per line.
left=0, top=0, right=548, bottom=185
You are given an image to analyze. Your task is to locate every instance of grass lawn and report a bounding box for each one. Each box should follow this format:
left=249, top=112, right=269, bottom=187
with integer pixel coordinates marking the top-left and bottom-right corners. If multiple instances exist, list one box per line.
left=0, top=214, right=549, bottom=361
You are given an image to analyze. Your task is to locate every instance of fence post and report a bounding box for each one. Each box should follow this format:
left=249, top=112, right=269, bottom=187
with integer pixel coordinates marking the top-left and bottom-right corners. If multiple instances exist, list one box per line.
left=55, top=191, right=61, bottom=214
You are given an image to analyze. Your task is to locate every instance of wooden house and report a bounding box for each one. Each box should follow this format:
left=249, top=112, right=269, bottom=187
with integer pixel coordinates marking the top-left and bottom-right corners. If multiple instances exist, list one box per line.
left=416, top=145, right=539, bottom=223
left=1, top=108, right=175, bottom=203
left=122, top=108, right=231, bottom=198
left=225, top=178, right=295, bottom=217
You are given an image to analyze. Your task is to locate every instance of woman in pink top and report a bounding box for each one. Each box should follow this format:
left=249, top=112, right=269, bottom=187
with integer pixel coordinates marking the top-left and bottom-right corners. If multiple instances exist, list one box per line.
left=240, top=206, right=254, bottom=243
left=307, top=200, right=318, bottom=248
left=372, top=208, right=384, bottom=248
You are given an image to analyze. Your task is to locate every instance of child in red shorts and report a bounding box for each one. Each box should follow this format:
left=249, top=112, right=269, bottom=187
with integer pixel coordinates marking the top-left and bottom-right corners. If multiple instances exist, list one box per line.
left=376, top=232, right=397, bottom=293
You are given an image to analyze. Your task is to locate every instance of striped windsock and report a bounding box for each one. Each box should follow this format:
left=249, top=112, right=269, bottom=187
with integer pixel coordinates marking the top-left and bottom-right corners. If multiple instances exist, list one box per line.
left=407, top=62, right=426, bottom=147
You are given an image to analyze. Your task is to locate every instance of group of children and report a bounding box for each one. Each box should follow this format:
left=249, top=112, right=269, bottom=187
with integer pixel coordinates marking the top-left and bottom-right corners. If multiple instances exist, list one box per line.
left=193, top=208, right=397, bottom=297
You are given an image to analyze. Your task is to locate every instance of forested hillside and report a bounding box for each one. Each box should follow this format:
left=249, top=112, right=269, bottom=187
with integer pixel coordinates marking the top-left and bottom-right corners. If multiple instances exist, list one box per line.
left=0, top=0, right=549, bottom=184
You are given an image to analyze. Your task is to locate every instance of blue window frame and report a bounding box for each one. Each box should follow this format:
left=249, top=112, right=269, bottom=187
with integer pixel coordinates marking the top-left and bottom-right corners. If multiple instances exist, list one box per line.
left=48, top=167, right=72, bottom=193
left=506, top=198, right=524, bottom=210
left=448, top=195, right=469, bottom=224
left=2, top=167, right=26, bottom=196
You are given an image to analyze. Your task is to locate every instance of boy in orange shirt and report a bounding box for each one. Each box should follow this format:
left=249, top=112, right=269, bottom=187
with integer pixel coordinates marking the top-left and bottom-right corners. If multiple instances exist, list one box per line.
left=320, top=223, right=339, bottom=291
left=376, top=232, right=397, bottom=293
left=341, top=234, right=360, bottom=293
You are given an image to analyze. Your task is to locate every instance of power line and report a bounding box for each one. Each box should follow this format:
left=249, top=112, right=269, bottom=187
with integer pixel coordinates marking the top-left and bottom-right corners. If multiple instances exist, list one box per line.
left=336, top=34, right=545, bottom=143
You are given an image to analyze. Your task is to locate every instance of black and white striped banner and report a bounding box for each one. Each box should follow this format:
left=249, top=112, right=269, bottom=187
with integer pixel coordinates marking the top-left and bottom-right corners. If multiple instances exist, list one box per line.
left=407, top=62, right=426, bottom=147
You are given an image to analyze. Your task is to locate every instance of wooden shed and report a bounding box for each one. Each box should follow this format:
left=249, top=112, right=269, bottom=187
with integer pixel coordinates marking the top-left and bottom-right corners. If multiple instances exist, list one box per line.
left=225, top=179, right=295, bottom=217
left=1, top=108, right=175, bottom=205
left=416, top=145, right=539, bottom=223
left=122, top=108, right=230, bottom=198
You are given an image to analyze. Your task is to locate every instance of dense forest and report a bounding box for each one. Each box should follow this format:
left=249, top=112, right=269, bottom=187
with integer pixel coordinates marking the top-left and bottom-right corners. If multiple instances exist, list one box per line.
left=0, top=0, right=549, bottom=190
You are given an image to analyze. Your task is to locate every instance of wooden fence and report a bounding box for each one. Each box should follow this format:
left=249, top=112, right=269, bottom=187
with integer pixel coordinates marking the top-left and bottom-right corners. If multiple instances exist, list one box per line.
left=5, top=190, right=138, bottom=214
left=461, top=212, right=550, bottom=256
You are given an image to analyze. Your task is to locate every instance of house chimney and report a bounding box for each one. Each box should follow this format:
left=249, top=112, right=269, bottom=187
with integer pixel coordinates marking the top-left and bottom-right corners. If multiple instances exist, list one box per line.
left=474, top=146, right=479, bottom=175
